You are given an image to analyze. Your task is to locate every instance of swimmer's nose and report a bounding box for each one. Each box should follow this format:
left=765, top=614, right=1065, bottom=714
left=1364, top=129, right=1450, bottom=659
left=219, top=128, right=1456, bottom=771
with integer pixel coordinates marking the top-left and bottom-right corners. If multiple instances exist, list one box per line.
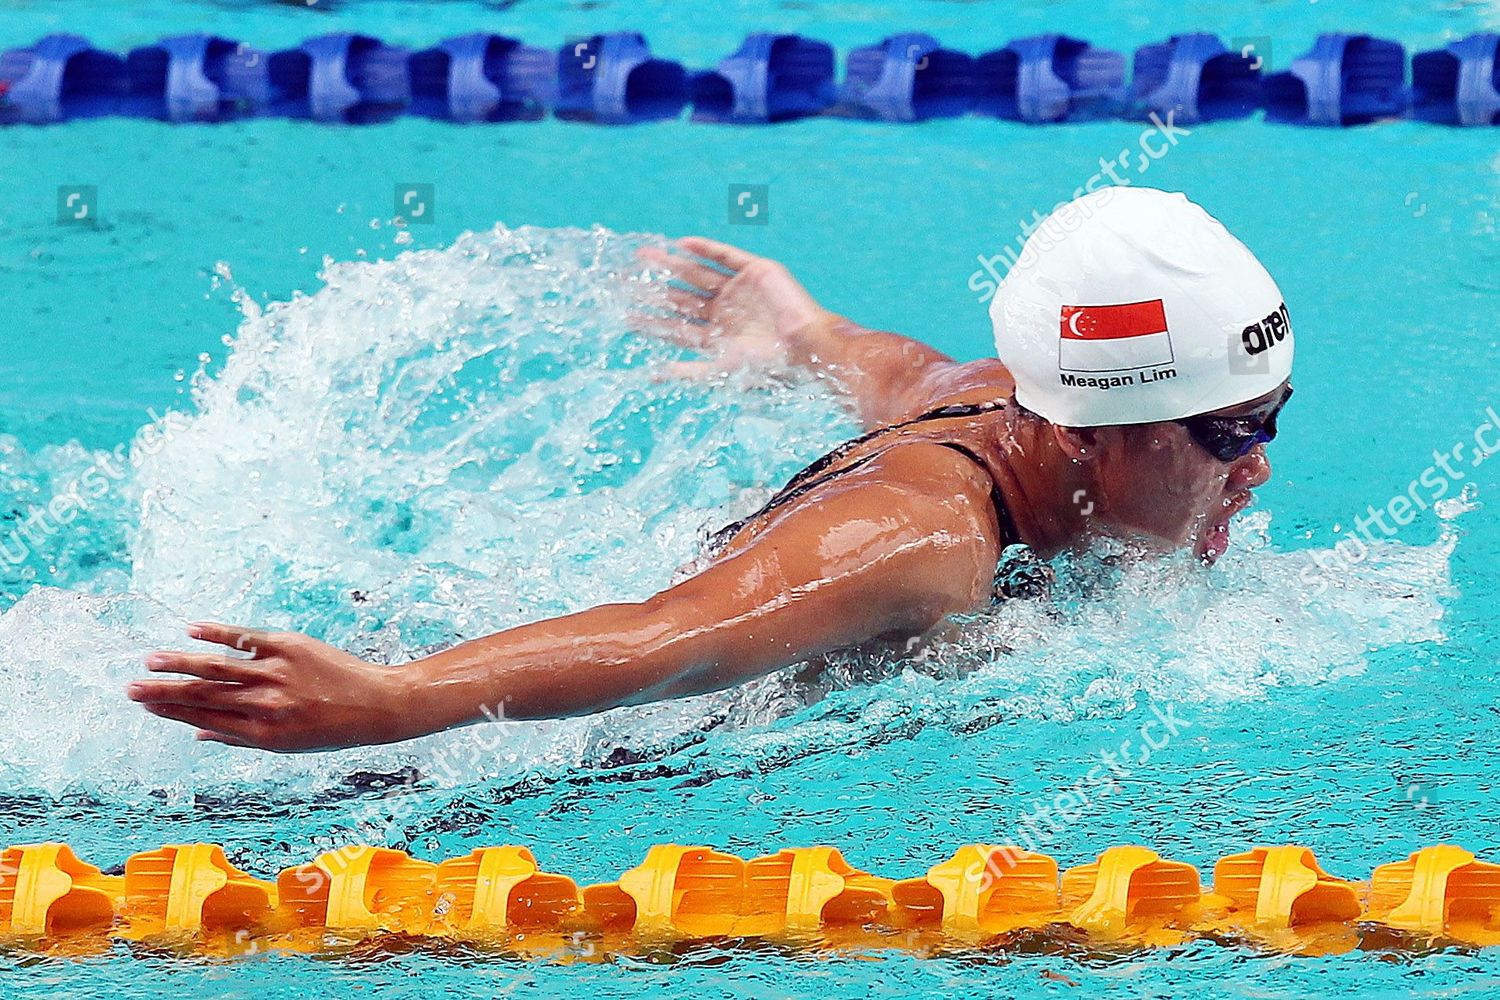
left=1228, top=446, right=1271, bottom=492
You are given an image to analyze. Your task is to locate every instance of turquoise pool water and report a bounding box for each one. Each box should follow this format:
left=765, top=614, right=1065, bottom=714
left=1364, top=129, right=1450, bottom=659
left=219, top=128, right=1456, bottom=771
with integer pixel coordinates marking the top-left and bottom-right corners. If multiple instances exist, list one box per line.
left=2, top=0, right=1499, bottom=996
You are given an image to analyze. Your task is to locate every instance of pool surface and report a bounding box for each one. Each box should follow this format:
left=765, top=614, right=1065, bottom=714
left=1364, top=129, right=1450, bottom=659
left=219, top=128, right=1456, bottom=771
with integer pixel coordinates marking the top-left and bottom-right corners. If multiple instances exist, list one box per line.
left=2, top=0, right=1499, bottom=997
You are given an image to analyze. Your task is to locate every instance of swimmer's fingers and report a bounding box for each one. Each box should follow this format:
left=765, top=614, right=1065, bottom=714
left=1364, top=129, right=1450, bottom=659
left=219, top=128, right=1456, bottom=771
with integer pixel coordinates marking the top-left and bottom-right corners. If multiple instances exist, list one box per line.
left=144, top=650, right=261, bottom=682
left=136, top=701, right=267, bottom=747
left=628, top=307, right=711, bottom=348
left=183, top=621, right=290, bottom=657
left=637, top=245, right=734, bottom=293
left=676, top=237, right=757, bottom=274
left=128, top=677, right=258, bottom=712
left=195, top=729, right=258, bottom=748
left=664, top=285, right=711, bottom=316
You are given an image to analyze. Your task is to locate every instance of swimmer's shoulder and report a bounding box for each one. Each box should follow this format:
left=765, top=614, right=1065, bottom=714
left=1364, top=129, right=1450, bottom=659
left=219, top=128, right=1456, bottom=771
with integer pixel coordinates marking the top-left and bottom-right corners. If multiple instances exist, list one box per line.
left=823, top=442, right=1008, bottom=558
left=713, top=440, right=1004, bottom=568
left=903, top=358, right=1017, bottom=416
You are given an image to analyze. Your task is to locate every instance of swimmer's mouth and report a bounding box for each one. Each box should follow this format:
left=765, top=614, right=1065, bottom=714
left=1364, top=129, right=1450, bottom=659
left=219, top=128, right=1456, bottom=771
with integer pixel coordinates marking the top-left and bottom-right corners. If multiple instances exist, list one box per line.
left=1198, top=490, right=1255, bottom=563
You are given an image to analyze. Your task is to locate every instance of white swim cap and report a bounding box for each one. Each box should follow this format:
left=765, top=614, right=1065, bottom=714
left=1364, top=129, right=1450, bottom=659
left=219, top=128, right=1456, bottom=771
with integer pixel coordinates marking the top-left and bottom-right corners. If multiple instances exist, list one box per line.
left=990, top=187, right=1293, bottom=427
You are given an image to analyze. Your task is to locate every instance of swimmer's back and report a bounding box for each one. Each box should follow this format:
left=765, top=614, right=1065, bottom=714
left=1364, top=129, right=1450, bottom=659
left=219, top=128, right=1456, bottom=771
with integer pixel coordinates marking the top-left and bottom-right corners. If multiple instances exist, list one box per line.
left=708, top=361, right=1020, bottom=562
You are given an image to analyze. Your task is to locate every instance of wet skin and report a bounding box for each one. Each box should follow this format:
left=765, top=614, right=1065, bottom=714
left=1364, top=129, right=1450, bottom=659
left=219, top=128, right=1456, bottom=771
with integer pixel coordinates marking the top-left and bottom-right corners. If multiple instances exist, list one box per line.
left=127, top=239, right=1286, bottom=751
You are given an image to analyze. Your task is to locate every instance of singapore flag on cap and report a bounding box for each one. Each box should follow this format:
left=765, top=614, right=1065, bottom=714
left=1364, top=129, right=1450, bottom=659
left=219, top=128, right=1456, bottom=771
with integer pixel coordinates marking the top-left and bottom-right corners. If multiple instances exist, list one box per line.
left=1058, top=299, right=1174, bottom=373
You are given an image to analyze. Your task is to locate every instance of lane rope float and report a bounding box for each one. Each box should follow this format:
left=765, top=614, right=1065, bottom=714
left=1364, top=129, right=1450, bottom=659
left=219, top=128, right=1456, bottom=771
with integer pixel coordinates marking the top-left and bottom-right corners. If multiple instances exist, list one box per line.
left=4, top=841, right=1500, bottom=957
left=0, top=30, right=1495, bottom=126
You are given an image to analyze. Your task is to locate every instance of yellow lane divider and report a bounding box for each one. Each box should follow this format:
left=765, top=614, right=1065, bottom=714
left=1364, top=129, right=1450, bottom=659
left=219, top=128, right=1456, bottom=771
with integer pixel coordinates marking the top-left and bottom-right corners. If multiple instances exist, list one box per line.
left=3, top=842, right=1499, bottom=955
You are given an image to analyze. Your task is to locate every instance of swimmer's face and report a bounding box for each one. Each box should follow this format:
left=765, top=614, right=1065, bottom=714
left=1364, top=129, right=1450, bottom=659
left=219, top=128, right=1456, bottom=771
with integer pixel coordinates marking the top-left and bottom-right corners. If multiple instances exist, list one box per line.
left=1063, top=385, right=1286, bottom=563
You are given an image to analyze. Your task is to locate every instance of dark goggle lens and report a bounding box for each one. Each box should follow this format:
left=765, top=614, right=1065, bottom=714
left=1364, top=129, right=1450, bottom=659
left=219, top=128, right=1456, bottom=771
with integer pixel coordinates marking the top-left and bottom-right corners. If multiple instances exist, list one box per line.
left=1190, top=423, right=1271, bottom=462
left=1182, top=384, right=1292, bottom=462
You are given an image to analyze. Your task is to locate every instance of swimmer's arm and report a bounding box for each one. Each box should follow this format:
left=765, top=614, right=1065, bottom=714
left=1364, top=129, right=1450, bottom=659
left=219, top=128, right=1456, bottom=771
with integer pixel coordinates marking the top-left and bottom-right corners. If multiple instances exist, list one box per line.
left=129, top=446, right=998, bottom=751
left=405, top=447, right=998, bottom=726
left=799, top=320, right=1017, bottom=427
left=641, top=238, right=1013, bottom=428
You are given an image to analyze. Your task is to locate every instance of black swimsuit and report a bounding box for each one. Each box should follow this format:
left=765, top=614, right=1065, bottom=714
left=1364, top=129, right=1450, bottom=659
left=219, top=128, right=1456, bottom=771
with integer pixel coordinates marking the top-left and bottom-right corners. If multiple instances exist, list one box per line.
left=708, top=399, right=1021, bottom=555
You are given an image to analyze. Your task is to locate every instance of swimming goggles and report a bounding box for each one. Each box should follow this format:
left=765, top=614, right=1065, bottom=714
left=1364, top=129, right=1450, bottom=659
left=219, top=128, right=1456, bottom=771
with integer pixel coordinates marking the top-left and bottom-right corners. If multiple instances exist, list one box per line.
left=1177, top=383, right=1293, bottom=462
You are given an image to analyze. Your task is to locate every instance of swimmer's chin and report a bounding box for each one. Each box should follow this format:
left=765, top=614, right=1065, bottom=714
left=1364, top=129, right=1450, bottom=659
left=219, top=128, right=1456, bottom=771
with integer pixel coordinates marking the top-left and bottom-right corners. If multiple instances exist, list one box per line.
left=1196, top=525, right=1230, bottom=565
left=1195, top=491, right=1255, bottom=564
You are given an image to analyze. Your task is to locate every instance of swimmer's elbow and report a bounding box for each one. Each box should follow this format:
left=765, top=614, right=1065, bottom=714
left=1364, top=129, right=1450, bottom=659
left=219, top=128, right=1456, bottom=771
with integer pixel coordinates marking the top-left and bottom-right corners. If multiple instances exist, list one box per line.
left=644, top=540, right=980, bottom=688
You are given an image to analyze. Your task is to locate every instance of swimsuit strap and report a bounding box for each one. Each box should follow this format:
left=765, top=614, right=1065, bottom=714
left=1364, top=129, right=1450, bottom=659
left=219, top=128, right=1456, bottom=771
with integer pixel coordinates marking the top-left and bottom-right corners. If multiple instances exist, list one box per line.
left=933, top=440, right=1021, bottom=549
left=708, top=399, right=1018, bottom=552
left=772, top=398, right=1010, bottom=496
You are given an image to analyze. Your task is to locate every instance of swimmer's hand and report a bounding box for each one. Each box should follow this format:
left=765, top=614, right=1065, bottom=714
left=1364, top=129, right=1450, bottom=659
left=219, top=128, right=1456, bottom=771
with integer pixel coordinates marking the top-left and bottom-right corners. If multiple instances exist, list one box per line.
left=635, top=237, right=831, bottom=379
left=128, top=623, right=412, bottom=752
left=634, top=238, right=1007, bottom=429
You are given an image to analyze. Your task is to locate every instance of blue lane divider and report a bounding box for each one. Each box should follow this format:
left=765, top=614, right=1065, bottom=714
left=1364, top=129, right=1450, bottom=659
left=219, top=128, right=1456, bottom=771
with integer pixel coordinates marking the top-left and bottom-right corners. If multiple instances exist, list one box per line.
left=975, top=34, right=1123, bottom=122
left=1413, top=32, right=1500, bottom=126
left=1, top=29, right=1494, bottom=126
left=556, top=32, right=685, bottom=123
left=692, top=33, right=835, bottom=123
left=0, top=33, right=126, bottom=123
left=271, top=33, right=410, bottom=123
left=1131, top=33, right=1260, bottom=123
left=840, top=33, right=974, bottom=121
left=123, top=35, right=265, bottom=121
left=1266, top=33, right=1407, bottom=125
left=409, top=33, right=554, bottom=121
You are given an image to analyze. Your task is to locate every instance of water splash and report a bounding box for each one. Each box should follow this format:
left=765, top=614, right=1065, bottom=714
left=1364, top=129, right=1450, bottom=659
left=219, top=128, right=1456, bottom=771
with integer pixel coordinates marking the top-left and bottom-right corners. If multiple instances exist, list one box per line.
left=0, top=225, right=1459, bottom=801
left=0, top=224, right=855, bottom=799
